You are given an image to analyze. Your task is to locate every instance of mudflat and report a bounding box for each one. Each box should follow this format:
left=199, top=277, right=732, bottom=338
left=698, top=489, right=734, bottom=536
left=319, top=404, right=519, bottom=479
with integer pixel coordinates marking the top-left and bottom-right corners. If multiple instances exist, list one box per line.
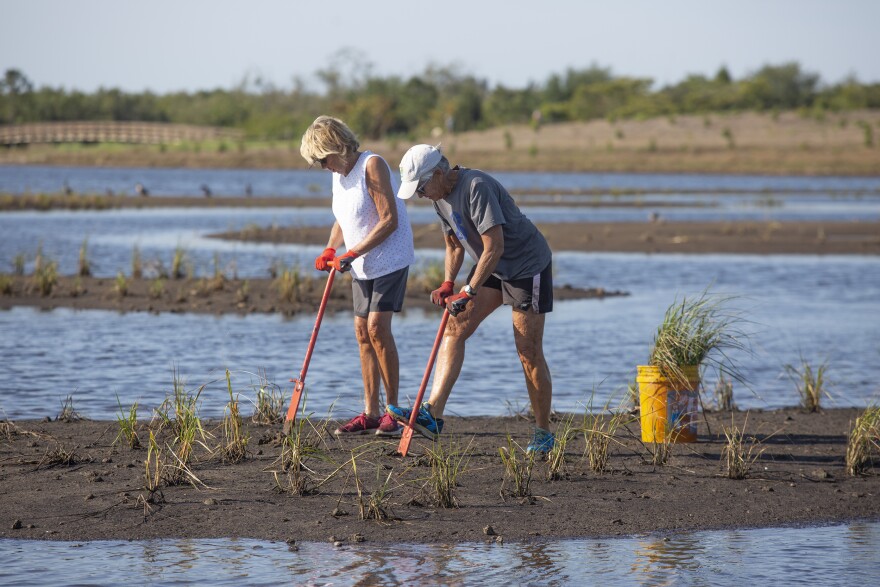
left=219, top=219, right=880, bottom=256
left=1, top=409, right=877, bottom=543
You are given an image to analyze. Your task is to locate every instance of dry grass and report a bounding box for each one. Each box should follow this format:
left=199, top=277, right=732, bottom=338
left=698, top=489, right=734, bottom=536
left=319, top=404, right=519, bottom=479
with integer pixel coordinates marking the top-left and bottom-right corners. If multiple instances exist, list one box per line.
left=39, top=444, right=90, bottom=468
left=56, top=395, right=82, bottom=422
left=584, top=407, right=629, bottom=473
left=351, top=455, right=394, bottom=521
left=721, top=415, right=765, bottom=479
left=846, top=406, right=880, bottom=476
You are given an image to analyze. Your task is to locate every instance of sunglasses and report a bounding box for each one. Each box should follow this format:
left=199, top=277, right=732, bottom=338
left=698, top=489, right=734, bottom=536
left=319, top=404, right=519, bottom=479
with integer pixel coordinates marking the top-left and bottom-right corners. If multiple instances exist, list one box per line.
left=315, top=156, right=328, bottom=167
left=415, top=173, right=433, bottom=195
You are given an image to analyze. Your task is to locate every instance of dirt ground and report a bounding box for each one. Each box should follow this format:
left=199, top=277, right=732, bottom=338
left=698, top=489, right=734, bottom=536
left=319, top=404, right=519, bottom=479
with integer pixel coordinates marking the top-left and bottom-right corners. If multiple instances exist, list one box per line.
left=1, top=408, right=877, bottom=544
left=218, top=219, right=880, bottom=257
left=0, top=274, right=617, bottom=316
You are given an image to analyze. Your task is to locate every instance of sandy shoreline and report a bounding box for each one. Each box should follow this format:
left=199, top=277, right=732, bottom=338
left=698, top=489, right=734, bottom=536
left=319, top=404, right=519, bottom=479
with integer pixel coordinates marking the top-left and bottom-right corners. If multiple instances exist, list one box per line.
left=1, top=409, right=877, bottom=544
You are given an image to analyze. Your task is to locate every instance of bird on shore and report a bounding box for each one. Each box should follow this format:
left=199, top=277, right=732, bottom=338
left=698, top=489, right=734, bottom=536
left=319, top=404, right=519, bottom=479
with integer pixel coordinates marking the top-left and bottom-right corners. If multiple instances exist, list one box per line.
left=201, top=184, right=212, bottom=198
left=135, top=183, right=149, bottom=197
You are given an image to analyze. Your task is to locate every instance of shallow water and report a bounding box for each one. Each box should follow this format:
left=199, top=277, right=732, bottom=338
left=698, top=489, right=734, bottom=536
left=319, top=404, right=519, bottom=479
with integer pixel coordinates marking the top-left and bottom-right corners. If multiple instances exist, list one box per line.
left=1, top=189, right=879, bottom=280
left=3, top=164, right=880, bottom=197
left=1, top=521, right=878, bottom=585
left=1, top=252, right=878, bottom=420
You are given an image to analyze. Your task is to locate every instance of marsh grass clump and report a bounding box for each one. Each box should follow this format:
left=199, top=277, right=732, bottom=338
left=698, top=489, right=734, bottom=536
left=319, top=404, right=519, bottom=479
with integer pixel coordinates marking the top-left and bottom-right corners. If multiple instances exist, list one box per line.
left=221, top=369, right=249, bottom=463
left=235, top=280, right=250, bottom=304
left=56, top=395, right=82, bottom=422
left=40, top=444, right=90, bottom=468
left=647, top=431, right=672, bottom=466
left=499, top=434, right=534, bottom=501
left=649, top=289, right=749, bottom=389
left=13, top=253, right=26, bottom=276
left=251, top=372, right=284, bottom=425
left=351, top=455, right=394, bottom=521
left=77, top=238, right=92, bottom=277
left=115, top=272, right=128, bottom=297
left=139, top=430, right=166, bottom=519
left=131, top=245, right=143, bottom=279
left=171, top=245, right=186, bottom=279
left=155, top=370, right=211, bottom=486
left=275, top=267, right=302, bottom=304
left=149, top=278, right=165, bottom=300
left=211, top=253, right=226, bottom=291
left=547, top=413, right=578, bottom=480
left=846, top=406, right=880, bottom=476
left=407, top=260, right=445, bottom=295
left=721, top=416, right=765, bottom=479
left=584, top=406, right=629, bottom=473
left=1, top=419, right=19, bottom=440
left=713, top=375, right=737, bottom=411
left=785, top=357, right=830, bottom=412
left=424, top=436, right=473, bottom=508
left=32, top=258, right=58, bottom=297
left=0, top=275, right=12, bottom=295
left=273, top=406, right=330, bottom=496
left=114, top=396, right=140, bottom=449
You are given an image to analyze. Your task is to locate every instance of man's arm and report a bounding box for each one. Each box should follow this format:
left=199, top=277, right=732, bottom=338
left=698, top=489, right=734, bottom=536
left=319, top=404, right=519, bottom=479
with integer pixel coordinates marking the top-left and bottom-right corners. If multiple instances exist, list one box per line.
left=444, top=232, right=465, bottom=283
left=467, top=224, right=504, bottom=290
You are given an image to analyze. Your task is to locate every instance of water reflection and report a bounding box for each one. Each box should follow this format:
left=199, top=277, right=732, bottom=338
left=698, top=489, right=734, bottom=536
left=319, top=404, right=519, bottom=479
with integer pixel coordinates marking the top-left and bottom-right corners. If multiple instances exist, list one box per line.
left=1, top=522, right=879, bottom=585
left=632, top=534, right=707, bottom=586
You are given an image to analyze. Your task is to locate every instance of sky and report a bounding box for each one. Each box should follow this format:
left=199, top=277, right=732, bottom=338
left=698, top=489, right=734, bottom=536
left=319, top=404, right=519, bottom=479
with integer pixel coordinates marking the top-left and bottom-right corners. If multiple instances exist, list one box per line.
left=2, top=0, right=879, bottom=94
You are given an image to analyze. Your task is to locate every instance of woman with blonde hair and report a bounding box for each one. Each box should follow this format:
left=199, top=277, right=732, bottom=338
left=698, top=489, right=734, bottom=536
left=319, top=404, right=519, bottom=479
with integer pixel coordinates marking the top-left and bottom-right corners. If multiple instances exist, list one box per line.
left=300, top=116, right=415, bottom=436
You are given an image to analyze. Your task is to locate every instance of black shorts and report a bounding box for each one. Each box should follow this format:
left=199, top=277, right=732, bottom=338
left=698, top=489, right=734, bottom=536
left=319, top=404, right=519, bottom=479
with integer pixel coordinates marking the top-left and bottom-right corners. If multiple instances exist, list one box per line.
left=467, top=261, right=553, bottom=314
left=351, top=266, right=409, bottom=318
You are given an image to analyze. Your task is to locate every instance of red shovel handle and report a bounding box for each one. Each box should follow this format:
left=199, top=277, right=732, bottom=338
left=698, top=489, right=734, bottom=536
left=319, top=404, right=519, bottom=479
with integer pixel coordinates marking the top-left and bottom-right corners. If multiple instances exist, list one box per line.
left=283, top=268, right=336, bottom=433
left=398, top=309, right=450, bottom=456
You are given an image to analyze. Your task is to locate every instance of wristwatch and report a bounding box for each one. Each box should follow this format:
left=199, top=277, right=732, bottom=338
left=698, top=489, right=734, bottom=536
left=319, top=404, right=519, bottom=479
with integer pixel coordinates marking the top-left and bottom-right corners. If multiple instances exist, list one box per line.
left=463, top=284, right=478, bottom=297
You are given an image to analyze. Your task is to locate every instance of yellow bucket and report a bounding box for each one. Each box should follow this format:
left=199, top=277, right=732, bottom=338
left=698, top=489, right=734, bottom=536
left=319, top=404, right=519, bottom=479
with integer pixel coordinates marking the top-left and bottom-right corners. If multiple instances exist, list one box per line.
left=637, top=365, right=700, bottom=443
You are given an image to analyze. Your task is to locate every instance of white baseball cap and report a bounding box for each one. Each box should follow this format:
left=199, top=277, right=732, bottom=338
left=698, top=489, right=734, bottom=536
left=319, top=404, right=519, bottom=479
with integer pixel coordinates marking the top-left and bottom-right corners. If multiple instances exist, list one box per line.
left=397, top=144, right=442, bottom=199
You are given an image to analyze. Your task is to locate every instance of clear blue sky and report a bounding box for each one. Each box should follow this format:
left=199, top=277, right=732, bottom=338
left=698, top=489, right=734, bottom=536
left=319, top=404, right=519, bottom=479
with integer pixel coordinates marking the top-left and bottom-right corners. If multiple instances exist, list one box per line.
left=2, top=0, right=879, bottom=93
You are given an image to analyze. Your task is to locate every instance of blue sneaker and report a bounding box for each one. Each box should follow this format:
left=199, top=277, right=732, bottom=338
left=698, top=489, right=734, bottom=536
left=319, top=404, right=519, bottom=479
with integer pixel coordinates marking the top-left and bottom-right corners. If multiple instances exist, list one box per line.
left=526, top=427, right=555, bottom=455
left=386, top=403, right=444, bottom=440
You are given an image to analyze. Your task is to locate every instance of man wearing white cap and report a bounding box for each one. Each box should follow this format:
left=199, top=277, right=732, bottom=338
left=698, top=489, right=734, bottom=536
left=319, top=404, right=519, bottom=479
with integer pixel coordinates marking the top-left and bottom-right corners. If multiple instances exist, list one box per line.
left=388, top=145, right=555, bottom=454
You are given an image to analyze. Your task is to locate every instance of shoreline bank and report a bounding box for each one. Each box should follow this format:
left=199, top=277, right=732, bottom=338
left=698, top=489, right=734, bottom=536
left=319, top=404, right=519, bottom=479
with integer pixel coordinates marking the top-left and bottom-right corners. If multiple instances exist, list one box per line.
left=1, top=409, right=877, bottom=543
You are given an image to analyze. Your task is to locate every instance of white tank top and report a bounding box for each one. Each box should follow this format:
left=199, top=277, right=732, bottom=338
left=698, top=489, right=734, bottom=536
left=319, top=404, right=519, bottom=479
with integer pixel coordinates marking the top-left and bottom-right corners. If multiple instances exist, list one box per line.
left=331, top=151, right=415, bottom=280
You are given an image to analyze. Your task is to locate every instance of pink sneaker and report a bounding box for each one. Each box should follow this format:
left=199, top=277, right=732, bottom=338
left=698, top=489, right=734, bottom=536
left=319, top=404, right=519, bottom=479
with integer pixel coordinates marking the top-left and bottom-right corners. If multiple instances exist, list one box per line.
left=334, top=413, right=380, bottom=436
left=375, top=413, right=402, bottom=437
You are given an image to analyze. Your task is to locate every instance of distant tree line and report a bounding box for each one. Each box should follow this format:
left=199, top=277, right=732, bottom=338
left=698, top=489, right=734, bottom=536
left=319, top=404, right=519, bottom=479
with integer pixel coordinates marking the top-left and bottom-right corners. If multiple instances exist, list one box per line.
left=2, top=60, right=879, bottom=141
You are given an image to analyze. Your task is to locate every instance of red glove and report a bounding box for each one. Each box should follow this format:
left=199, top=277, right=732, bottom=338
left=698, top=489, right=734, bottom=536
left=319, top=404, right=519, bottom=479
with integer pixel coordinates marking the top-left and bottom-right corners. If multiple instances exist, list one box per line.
left=431, top=281, right=455, bottom=306
left=315, top=247, right=335, bottom=272
left=446, top=291, right=473, bottom=317
left=330, top=250, right=360, bottom=273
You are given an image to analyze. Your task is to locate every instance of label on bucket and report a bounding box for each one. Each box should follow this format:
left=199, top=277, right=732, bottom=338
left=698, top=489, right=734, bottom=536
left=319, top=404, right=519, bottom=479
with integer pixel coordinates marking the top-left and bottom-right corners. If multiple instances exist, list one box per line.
left=667, top=389, right=698, bottom=436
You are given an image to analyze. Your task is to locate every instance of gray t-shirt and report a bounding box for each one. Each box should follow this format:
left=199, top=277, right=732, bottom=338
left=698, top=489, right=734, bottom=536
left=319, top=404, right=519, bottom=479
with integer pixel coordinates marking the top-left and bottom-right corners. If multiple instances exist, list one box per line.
left=433, top=167, right=551, bottom=281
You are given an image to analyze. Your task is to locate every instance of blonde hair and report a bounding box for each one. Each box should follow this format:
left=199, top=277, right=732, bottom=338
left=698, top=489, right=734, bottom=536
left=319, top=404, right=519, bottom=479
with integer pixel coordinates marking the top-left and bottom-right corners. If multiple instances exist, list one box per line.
left=300, top=115, right=360, bottom=165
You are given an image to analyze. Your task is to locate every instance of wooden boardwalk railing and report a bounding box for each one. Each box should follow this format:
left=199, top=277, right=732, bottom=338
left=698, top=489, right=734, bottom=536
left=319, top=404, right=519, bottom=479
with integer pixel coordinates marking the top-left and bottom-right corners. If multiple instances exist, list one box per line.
left=0, top=121, right=244, bottom=146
